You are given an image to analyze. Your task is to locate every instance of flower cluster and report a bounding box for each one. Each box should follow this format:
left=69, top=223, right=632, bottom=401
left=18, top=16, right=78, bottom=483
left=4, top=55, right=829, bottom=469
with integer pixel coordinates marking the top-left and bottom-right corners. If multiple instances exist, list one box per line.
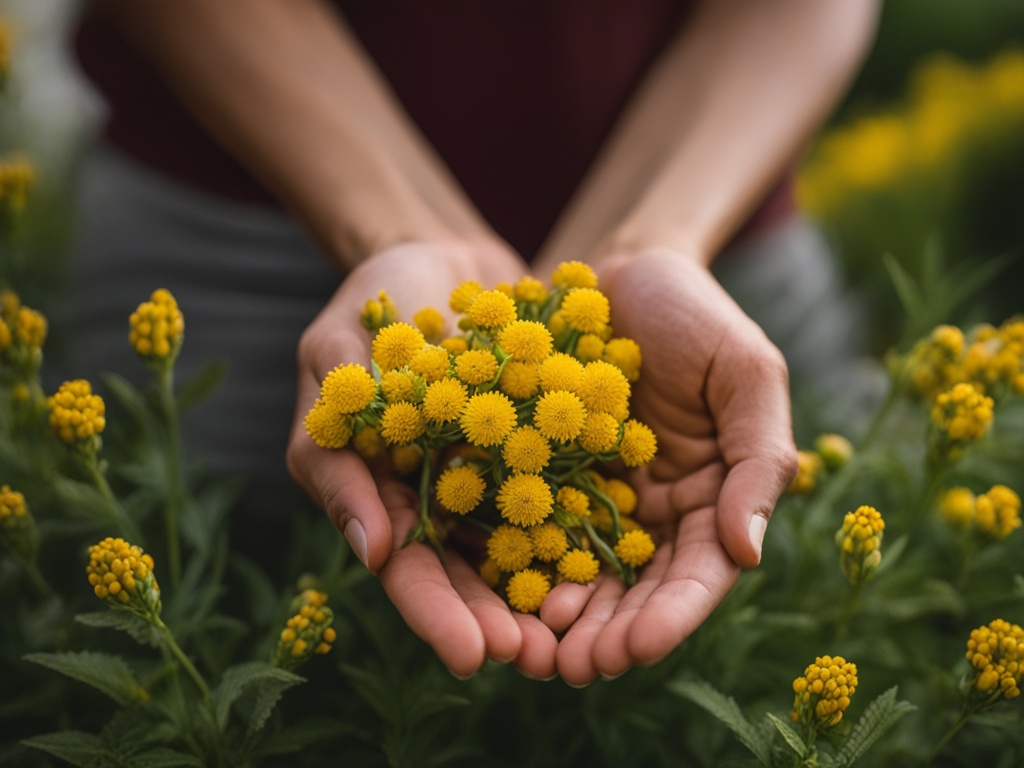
left=0, top=153, right=34, bottom=219
left=129, top=288, right=185, bottom=365
left=0, top=289, right=47, bottom=385
left=835, top=505, right=884, bottom=586
left=964, top=619, right=1024, bottom=704
left=272, top=589, right=337, bottom=670
left=939, top=485, right=1021, bottom=541
left=86, top=537, right=162, bottom=619
left=928, top=382, right=994, bottom=461
left=786, top=433, right=854, bottom=495
left=0, top=18, right=10, bottom=88
left=791, top=655, right=859, bottom=731
left=304, top=262, right=657, bottom=612
left=0, top=483, right=38, bottom=562
left=47, top=379, right=106, bottom=448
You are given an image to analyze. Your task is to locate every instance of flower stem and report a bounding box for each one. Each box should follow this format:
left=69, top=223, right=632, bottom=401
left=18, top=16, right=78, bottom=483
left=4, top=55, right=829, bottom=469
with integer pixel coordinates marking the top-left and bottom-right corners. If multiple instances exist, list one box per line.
left=156, top=366, right=183, bottom=594
left=85, top=451, right=142, bottom=543
left=922, top=703, right=973, bottom=765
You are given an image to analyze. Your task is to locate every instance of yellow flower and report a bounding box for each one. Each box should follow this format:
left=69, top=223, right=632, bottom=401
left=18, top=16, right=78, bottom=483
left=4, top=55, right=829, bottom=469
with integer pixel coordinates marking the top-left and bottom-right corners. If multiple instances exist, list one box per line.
left=0, top=154, right=35, bottom=215
left=487, top=525, right=535, bottom=572
left=304, top=402, right=353, bottom=449
left=965, top=619, right=1024, bottom=703
left=815, top=433, right=854, bottom=470
left=379, top=401, right=426, bottom=445
left=413, top=307, right=446, bottom=341
left=422, top=377, right=468, bottom=424
left=930, top=382, right=994, bottom=458
left=530, top=523, right=569, bottom=562
left=86, top=537, right=162, bottom=618
left=436, top=465, right=486, bottom=515
left=0, top=485, right=39, bottom=563
left=273, top=592, right=337, bottom=670
left=454, top=348, right=499, bottom=386
left=835, top=505, right=884, bottom=586
left=574, top=333, right=605, bottom=363
left=939, top=487, right=976, bottom=530
left=538, top=352, right=585, bottom=393
left=557, top=549, right=600, bottom=584
left=791, top=655, right=858, bottom=730
left=372, top=322, right=425, bottom=371
left=974, top=485, right=1021, bottom=540
left=560, top=288, right=610, bottom=334
left=390, top=443, right=424, bottom=475
left=578, top=411, right=621, bottom=454
left=901, top=324, right=965, bottom=401
left=466, top=289, right=517, bottom=330
left=550, top=260, right=598, bottom=290
left=0, top=316, right=9, bottom=350
left=604, top=478, right=638, bottom=516
left=460, top=391, right=516, bottom=447
left=556, top=486, right=590, bottom=517
left=409, top=345, right=452, bottom=383
left=14, top=306, right=46, bottom=350
left=499, top=360, right=540, bottom=400
left=48, top=379, right=106, bottom=446
left=533, top=390, right=587, bottom=443
left=479, top=558, right=502, bottom=588
left=602, top=337, right=642, bottom=382
left=614, top=529, right=655, bottom=568
left=787, top=450, right=824, bottom=494
left=505, top=569, right=550, bottom=613
left=0, top=19, right=10, bottom=84
left=128, top=288, right=184, bottom=363
left=513, top=276, right=548, bottom=303
left=498, top=320, right=553, bottom=362
left=577, top=360, right=630, bottom=420
left=449, top=280, right=485, bottom=313
left=619, top=419, right=657, bottom=467
left=502, top=425, right=553, bottom=474
left=440, top=336, right=469, bottom=356
left=360, top=290, right=398, bottom=332
left=496, top=473, right=554, bottom=527
left=380, top=369, right=425, bottom=404
left=318, top=363, right=378, bottom=414
left=351, top=425, right=385, bottom=459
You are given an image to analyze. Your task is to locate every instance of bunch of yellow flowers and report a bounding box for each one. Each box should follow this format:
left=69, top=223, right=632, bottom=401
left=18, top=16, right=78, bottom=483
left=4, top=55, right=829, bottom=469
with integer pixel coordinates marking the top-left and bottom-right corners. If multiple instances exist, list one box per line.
left=304, top=261, right=657, bottom=613
left=835, top=505, right=884, bottom=586
left=0, top=483, right=38, bottom=563
left=0, top=289, right=47, bottom=393
left=129, top=288, right=185, bottom=366
left=964, top=618, right=1024, bottom=705
left=47, top=379, right=106, bottom=449
left=928, top=382, right=994, bottom=461
left=0, top=153, right=34, bottom=219
left=791, top=655, right=859, bottom=732
left=86, top=537, right=162, bottom=620
left=939, top=485, right=1021, bottom=541
left=785, top=432, right=854, bottom=496
left=272, top=589, right=337, bottom=670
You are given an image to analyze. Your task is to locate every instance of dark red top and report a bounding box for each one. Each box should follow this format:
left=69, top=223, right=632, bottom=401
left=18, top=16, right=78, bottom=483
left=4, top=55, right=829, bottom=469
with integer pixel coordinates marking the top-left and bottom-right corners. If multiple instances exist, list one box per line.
left=75, top=1, right=792, bottom=258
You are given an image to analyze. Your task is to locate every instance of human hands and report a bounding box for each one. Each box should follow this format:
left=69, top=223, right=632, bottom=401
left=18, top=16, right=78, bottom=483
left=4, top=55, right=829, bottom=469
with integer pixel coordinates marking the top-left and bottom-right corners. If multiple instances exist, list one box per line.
left=541, top=250, right=798, bottom=685
left=286, top=241, right=560, bottom=679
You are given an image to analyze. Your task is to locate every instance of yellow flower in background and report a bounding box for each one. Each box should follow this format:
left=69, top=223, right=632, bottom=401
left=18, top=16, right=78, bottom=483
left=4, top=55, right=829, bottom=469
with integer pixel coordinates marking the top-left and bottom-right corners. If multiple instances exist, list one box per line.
left=604, top=478, right=638, bottom=516
left=460, top=391, right=516, bottom=447
left=788, top=450, right=824, bottom=495
left=466, top=289, right=517, bottom=330
left=487, top=525, right=534, bottom=572
left=128, top=288, right=184, bottom=364
left=534, top=389, right=587, bottom=443
left=352, top=425, right=384, bottom=460
left=939, top=487, right=976, bottom=530
left=496, top=473, right=554, bottom=527
left=560, top=288, right=610, bottom=334
left=449, top=280, right=484, bottom=313
left=538, top=352, right=585, bottom=393
left=513, top=276, right=548, bottom=303
left=530, top=523, right=569, bottom=562
left=505, top=569, right=550, bottom=613
left=389, top=443, right=424, bottom=476
left=0, top=484, right=39, bottom=563
left=273, top=590, right=337, bottom=670
left=557, top=549, right=600, bottom=585
left=0, top=153, right=35, bottom=216
left=550, top=260, right=598, bottom=290
left=574, top=333, right=605, bottom=363
left=0, top=316, right=9, bottom=350
left=835, top=505, right=885, bottom=586
left=409, top=345, right=452, bottom=383
left=619, top=419, right=657, bottom=467
left=602, top=337, right=642, bottom=382
left=86, top=537, right=162, bottom=618
left=965, top=619, right=1024, bottom=704
left=614, top=529, right=655, bottom=568
left=815, top=433, right=854, bottom=471
left=791, top=655, right=858, bottom=730
left=360, top=289, right=399, bottom=332
left=380, top=369, right=424, bottom=404
left=929, top=382, right=994, bottom=459
left=13, top=305, right=46, bottom=350
left=48, top=379, right=106, bottom=447
left=556, top=486, right=590, bottom=518
left=372, top=322, right=425, bottom=371
left=412, top=306, right=446, bottom=341
left=435, top=465, right=486, bottom=515
left=0, top=18, right=11, bottom=85
left=974, top=485, right=1021, bottom=540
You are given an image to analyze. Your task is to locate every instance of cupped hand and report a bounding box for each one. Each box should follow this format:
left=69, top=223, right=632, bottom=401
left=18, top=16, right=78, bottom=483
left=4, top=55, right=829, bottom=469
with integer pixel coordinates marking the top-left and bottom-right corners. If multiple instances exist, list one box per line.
left=543, top=250, right=798, bottom=685
left=286, top=240, right=558, bottom=679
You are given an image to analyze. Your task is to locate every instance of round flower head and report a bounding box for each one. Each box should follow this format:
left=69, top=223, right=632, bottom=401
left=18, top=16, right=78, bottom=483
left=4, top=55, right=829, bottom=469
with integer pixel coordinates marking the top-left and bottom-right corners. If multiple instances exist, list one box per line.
left=815, top=433, right=854, bottom=470
left=436, top=465, right=486, bottom=515
left=389, top=443, right=424, bottom=475
left=502, top=425, right=553, bottom=474
left=530, top=523, right=569, bottom=562
left=974, top=485, right=1021, bottom=540
left=547, top=310, right=567, bottom=339
left=487, top=525, right=535, bottom=572
left=499, top=360, right=540, bottom=400
left=454, top=348, right=499, bottom=386
left=939, top=487, right=976, bottom=530
left=930, top=382, right=994, bottom=458
left=557, top=549, right=600, bottom=584
left=304, top=403, right=353, bottom=449
left=318, top=363, right=377, bottom=414
left=409, top=344, right=452, bottom=383
left=86, top=537, right=162, bottom=618
left=48, top=379, right=106, bottom=446
left=505, top=569, right=550, bottom=613
left=560, top=288, right=610, bottom=334
left=128, top=288, right=184, bottom=363
left=550, top=260, right=598, bottom=289
left=791, top=655, right=858, bottom=730
left=273, top=595, right=337, bottom=670
left=498, top=320, right=553, bottom=362
left=0, top=484, right=39, bottom=563
left=903, top=324, right=964, bottom=401
left=422, top=378, right=468, bottom=424
left=574, top=333, right=605, bottom=363
left=602, top=337, right=642, bottom=382
left=352, top=425, right=385, bottom=460
left=440, top=336, right=469, bottom=356
left=557, top=486, right=591, bottom=518
left=577, top=360, right=631, bottom=420
left=965, top=619, right=1024, bottom=703
left=538, top=352, right=585, bottom=393
left=14, top=305, right=47, bottom=350
left=379, top=401, right=426, bottom=445
left=835, top=505, right=884, bottom=586
left=787, top=450, right=824, bottom=494
left=449, top=280, right=484, bottom=313
left=380, top=369, right=425, bottom=404
left=578, top=411, right=621, bottom=454
left=466, top=289, right=517, bottom=330
left=513, top=276, right=548, bottom=303
left=604, top=478, right=638, bottom=516
left=619, top=419, right=657, bottom=467
left=360, top=290, right=398, bottom=332
left=372, top=322, right=425, bottom=371
left=614, top=529, right=655, bottom=568
left=497, top=473, right=554, bottom=527
left=460, top=391, right=517, bottom=447
left=534, top=389, right=587, bottom=443
left=412, top=307, right=446, bottom=341
left=478, top=558, right=502, bottom=588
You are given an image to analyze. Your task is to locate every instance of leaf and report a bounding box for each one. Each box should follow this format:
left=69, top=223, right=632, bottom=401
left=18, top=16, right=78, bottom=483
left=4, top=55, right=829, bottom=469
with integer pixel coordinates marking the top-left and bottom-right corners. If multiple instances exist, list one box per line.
left=765, top=713, right=807, bottom=759
left=76, top=610, right=162, bottom=648
left=21, top=731, right=107, bottom=767
left=129, top=747, right=205, bottom=767
left=882, top=253, right=926, bottom=333
left=669, top=679, right=772, bottom=766
left=101, top=372, right=155, bottom=430
left=251, top=716, right=361, bottom=758
left=246, top=671, right=306, bottom=737
left=24, top=651, right=149, bottom=706
left=341, top=663, right=400, bottom=723
left=404, top=691, right=471, bottom=730
left=834, top=687, right=915, bottom=768
left=212, top=661, right=304, bottom=731
left=177, top=360, right=229, bottom=412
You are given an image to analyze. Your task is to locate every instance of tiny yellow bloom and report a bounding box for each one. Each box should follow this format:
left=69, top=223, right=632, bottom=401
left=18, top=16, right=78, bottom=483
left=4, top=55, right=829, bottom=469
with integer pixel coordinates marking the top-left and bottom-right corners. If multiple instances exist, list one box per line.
left=815, top=433, right=854, bottom=470
left=48, top=379, right=106, bottom=446
left=974, top=485, right=1021, bottom=540
left=578, top=411, right=621, bottom=454
left=466, top=289, right=517, bottom=330
left=938, top=487, right=975, bottom=530
left=273, top=592, right=336, bottom=669
left=604, top=478, right=638, bottom=516
left=530, top=523, right=570, bottom=562
left=965, top=619, right=1024, bottom=702
left=86, top=537, right=162, bottom=617
left=791, top=655, right=858, bottom=730
left=449, top=281, right=485, bottom=313
left=422, top=377, right=468, bottom=424
left=499, top=360, right=540, bottom=400
left=351, top=425, right=385, bottom=459
left=304, top=402, right=353, bottom=449
left=408, top=344, right=452, bottom=383
left=550, top=260, right=598, bottom=290
left=379, top=401, right=426, bottom=445
left=602, top=337, right=642, bottom=382
left=496, top=473, right=554, bottom=527
left=556, top=486, right=591, bottom=517
left=618, top=419, right=657, bottom=467
left=533, top=389, right=587, bottom=443
left=538, top=351, right=585, bottom=393
left=372, top=322, right=426, bottom=371
left=560, top=288, right=610, bottom=334
left=318, top=363, right=378, bottom=414
left=487, top=525, right=535, bottom=572
left=389, top=443, right=424, bottom=475
left=502, top=425, right=553, bottom=474
left=788, top=450, right=824, bottom=494
left=505, top=568, right=550, bottom=613
left=498, top=320, right=553, bottom=362
left=455, top=348, right=500, bottom=386
left=574, top=333, right=605, bottom=363
left=614, top=529, right=655, bottom=568
left=0, top=485, right=39, bottom=563
left=577, top=360, right=630, bottom=420
left=460, top=391, right=517, bottom=447
left=557, top=549, right=600, bottom=584
left=436, top=465, right=486, bottom=515
left=380, top=369, right=425, bottom=404
left=835, top=505, right=884, bottom=586
left=128, top=288, right=184, bottom=363
left=513, top=276, right=548, bottom=303
left=412, top=307, right=446, bottom=341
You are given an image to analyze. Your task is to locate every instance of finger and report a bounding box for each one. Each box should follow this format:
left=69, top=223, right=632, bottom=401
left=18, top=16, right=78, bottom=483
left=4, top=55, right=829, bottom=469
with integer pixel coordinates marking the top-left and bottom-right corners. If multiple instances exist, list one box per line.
left=444, top=550, right=523, bottom=664
left=512, top=613, right=559, bottom=681
left=555, top=575, right=626, bottom=687
left=539, top=581, right=595, bottom=635
left=634, top=459, right=727, bottom=525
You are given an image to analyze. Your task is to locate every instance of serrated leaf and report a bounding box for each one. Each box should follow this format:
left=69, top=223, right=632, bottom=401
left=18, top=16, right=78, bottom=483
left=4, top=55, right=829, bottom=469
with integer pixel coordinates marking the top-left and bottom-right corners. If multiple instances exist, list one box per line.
left=835, top=687, right=915, bottom=768
left=177, top=360, right=229, bottom=412
left=76, top=610, right=162, bottom=648
left=213, top=661, right=304, bottom=731
left=765, top=713, right=807, bottom=759
left=669, top=679, right=772, bottom=765
left=251, top=716, right=361, bottom=757
left=341, top=663, right=399, bottom=723
left=247, top=671, right=306, bottom=737
left=21, top=730, right=107, bottom=767
left=24, top=651, right=149, bottom=706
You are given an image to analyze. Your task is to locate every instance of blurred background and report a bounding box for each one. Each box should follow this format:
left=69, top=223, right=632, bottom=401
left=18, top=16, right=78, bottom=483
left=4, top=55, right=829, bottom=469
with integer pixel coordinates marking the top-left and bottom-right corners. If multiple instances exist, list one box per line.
left=3, top=0, right=1024, bottom=360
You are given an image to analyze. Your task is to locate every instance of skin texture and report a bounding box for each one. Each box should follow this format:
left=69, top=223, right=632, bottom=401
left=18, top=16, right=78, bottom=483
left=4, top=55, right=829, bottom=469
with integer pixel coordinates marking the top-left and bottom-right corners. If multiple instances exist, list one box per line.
left=94, top=0, right=881, bottom=681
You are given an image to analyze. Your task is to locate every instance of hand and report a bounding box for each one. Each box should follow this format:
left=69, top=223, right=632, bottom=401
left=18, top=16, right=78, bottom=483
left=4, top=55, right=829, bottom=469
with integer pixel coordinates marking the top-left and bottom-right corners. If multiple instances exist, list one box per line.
left=541, top=250, right=798, bottom=685
left=286, top=241, right=560, bottom=679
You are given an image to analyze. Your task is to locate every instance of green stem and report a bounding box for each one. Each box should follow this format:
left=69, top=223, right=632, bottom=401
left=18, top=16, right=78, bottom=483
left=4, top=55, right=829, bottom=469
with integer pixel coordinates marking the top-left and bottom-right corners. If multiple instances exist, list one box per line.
left=156, top=366, right=183, bottom=594
left=857, top=381, right=900, bottom=452
left=85, top=451, right=142, bottom=543
left=834, top=581, right=864, bottom=642
left=922, top=703, right=973, bottom=765
left=23, top=558, right=53, bottom=601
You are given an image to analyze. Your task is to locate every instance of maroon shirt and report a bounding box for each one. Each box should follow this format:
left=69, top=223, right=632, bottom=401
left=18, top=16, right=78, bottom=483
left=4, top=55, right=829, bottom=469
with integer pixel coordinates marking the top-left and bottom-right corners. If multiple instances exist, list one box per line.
left=75, top=1, right=791, bottom=258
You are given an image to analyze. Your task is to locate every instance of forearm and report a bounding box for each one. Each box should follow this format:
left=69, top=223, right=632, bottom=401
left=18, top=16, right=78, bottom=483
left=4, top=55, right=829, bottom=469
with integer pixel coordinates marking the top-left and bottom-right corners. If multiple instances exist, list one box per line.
left=537, top=0, right=880, bottom=269
left=95, top=0, right=496, bottom=270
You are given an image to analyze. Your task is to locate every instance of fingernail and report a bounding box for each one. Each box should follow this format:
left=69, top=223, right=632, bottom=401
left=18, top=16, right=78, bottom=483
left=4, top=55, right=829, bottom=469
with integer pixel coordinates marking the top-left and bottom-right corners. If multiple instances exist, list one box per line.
left=343, top=518, right=368, bottom=568
left=447, top=667, right=474, bottom=681
left=748, top=515, right=767, bottom=564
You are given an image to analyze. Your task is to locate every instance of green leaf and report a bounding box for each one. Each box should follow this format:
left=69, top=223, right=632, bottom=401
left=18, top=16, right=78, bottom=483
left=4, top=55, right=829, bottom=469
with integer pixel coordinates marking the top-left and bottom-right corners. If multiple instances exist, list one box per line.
left=129, top=747, right=204, bottom=767
left=834, top=687, right=915, bottom=768
left=251, top=716, right=361, bottom=758
left=341, top=663, right=399, bottom=723
left=101, top=372, right=154, bottom=429
left=21, top=731, right=107, bottom=767
left=669, top=679, right=772, bottom=765
left=177, top=360, right=229, bottom=412
left=765, top=712, right=807, bottom=759
left=404, top=691, right=471, bottom=730
left=24, top=651, right=149, bottom=706
left=212, top=661, right=304, bottom=731
left=76, top=610, right=162, bottom=648
left=882, top=253, right=926, bottom=333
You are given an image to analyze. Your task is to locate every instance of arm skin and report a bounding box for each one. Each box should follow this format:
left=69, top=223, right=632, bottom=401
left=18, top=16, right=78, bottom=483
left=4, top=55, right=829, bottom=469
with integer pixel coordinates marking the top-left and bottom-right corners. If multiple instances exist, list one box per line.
left=532, top=0, right=881, bottom=685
